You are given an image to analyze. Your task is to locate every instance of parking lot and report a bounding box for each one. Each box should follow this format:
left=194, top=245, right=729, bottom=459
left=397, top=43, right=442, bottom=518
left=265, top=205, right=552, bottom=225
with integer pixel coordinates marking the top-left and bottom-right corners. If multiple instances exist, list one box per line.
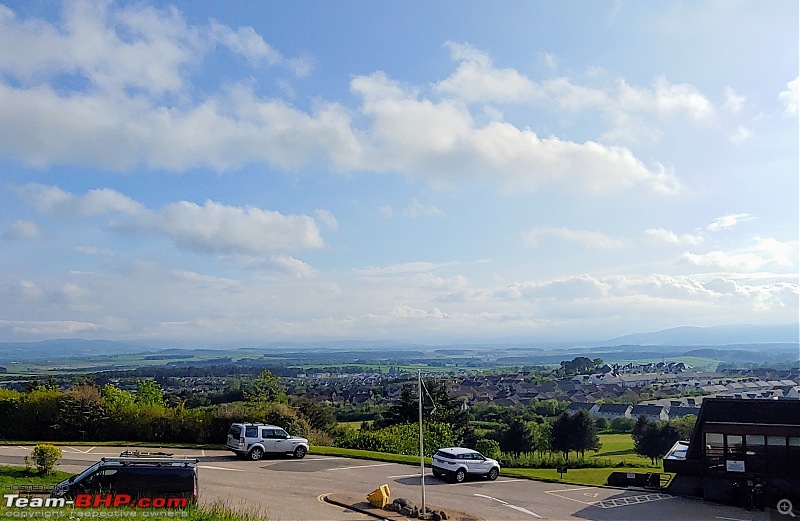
left=0, top=445, right=774, bottom=520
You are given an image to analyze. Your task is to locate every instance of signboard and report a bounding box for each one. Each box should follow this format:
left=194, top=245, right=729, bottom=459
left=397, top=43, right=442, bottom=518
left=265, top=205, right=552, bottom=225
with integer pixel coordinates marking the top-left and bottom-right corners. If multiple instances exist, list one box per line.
left=726, top=460, right=745, bottom=473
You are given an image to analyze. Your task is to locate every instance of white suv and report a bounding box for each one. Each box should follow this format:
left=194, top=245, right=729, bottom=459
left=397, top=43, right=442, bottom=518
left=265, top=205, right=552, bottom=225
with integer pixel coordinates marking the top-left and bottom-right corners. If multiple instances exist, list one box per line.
left=226, top=423, right=309, bottom=460
left=431, top=447, right=500, bottom=483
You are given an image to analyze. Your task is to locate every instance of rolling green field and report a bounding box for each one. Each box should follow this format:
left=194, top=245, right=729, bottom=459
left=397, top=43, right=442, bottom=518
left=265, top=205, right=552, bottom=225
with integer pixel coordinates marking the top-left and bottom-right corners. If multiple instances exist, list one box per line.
left=592, top=433, right=659, bottom=467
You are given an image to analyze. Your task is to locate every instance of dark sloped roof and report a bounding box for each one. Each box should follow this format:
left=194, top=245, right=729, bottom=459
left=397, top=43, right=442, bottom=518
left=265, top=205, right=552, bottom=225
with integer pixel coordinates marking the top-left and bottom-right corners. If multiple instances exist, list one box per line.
left=685, top=398, right=800, bottom=460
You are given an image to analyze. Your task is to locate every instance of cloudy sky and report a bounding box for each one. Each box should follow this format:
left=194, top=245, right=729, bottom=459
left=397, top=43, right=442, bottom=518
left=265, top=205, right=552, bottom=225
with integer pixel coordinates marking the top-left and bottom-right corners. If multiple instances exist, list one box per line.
left=0, top=1, right=797, bottom=345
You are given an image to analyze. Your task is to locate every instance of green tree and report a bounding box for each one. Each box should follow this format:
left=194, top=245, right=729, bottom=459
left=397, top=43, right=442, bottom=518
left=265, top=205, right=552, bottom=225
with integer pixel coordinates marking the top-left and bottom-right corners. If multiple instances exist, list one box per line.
left=244, top=369, right=286, bottom=403
left=610, top=416, right=635, bottom=434
left=572, top=409, right=601, bottom=458
left=501, top=416, right=534, bottom=456
left=379, top=386, right=418, bottom=427
left=101, top=384, right=135, bottom=410
left=476, top=438, right=501, bottom=459
left=632, top=417, right=683, bottom=465
left=134, top=380, right=164, bottom=406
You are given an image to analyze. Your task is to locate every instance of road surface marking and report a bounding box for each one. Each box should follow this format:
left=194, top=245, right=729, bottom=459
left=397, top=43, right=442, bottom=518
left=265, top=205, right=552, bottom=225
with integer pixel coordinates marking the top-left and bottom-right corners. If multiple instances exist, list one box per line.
left=449, top=479, right=519, bottom=486
left=330, top=462, right=395, bottom=471
left=547, top=486, right=597, bottom=493
left=199, top=465, right=246, bottom=472
left=387, top=473, right=427, bottom=479
left=474, top=493, right=541, bottom=518
left=593, top=493, right=673, bottom=509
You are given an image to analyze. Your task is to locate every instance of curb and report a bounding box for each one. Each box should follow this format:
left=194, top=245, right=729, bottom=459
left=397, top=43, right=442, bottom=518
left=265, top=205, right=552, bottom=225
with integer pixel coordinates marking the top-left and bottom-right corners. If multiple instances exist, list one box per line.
left=321, top=494, right=389, bottom=520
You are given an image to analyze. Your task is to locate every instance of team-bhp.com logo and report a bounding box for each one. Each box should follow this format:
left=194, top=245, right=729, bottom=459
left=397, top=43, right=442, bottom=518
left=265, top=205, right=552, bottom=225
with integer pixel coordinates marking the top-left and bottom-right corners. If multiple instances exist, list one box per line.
left=4, top=494, right=189, bottom=509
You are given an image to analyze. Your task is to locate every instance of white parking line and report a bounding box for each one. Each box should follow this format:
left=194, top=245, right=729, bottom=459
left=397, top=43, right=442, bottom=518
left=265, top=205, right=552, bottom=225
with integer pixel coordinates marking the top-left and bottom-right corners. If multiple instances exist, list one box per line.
left=199, top=465, right=246, bottom=472
left=448, top=479, right=519, bottom=486
left=474, top=493, right=541, bottom=518
left=329, top=463, right=395, bottom=471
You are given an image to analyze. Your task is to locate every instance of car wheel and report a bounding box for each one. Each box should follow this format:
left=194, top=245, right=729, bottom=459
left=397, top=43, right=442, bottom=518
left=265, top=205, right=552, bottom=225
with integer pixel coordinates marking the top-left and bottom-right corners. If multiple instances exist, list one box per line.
left=293, top=446, right=307, bottom=459
left=248, top=447, right=264, bottom=461
left=454, top=468, right=466, bottom=483
left=487, top=467, right=499, bottom=481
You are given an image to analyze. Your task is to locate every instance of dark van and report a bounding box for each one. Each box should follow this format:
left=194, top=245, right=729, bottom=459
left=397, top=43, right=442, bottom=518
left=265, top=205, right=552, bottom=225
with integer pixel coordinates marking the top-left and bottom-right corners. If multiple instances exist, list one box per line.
left=51, top=456, right=198, bottom=502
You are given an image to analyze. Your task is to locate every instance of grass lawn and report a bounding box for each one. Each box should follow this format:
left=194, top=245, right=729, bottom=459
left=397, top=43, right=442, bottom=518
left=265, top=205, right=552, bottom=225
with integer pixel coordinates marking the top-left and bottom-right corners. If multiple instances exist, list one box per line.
left=0, top=466, right=267, bottom=520
left=312, top=432, right=665, bottom=487
left=591, top=433, right=660, bottom=468
left=0, top=465, right=72, bottom=488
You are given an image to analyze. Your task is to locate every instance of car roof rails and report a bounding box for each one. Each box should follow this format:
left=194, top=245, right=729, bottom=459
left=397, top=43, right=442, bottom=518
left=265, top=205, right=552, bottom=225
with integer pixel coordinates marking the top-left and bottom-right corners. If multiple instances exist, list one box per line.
left=103, top=455, right=199, bottom=466
left=119, top=450, right=175, bottom=458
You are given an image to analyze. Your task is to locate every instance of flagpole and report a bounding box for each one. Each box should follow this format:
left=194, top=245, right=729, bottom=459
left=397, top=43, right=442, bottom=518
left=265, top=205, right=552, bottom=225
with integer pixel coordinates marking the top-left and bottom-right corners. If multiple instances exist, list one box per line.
left=419, top=370, right=426, bottom=517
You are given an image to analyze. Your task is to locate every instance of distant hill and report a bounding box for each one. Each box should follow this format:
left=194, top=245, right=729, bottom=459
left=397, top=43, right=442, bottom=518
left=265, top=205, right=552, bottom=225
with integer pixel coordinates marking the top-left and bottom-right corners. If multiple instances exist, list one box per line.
left=596, top=323, right=799, bottom=347
left=0, top=323, right=796, bottom=363
left=0, top=339, right=148, bottom=361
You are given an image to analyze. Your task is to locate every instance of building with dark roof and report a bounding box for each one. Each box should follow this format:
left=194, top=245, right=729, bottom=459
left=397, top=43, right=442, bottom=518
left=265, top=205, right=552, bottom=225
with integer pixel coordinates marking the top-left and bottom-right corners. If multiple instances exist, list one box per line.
left=664, top=398, right=800, bottom=509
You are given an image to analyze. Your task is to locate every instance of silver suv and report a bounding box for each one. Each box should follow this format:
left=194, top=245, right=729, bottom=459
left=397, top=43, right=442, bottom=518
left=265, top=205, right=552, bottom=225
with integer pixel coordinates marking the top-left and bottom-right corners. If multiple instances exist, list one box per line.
left=431, top=447, right=500, bottom=483
left=226, top=423, right=309, bottom=460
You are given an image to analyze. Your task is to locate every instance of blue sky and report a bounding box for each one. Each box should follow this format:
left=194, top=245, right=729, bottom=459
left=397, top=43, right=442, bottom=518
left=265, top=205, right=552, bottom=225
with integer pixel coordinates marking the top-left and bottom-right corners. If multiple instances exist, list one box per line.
left=0, top=0, right=797, bottom=344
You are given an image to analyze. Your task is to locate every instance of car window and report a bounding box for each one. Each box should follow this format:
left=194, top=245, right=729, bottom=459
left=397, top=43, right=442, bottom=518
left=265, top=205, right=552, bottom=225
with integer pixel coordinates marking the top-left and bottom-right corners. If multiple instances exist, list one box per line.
left=227, top=425, right=241, bottom=437
left=244, top=426, right=258, bottom=437
left=262, top=429, right=276, bottom=438
left=275, top=429, right=288, bottom=438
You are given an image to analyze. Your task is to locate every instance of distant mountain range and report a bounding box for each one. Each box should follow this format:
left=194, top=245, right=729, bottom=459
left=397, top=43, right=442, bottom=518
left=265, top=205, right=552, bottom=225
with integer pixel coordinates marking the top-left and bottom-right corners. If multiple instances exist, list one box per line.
left=0, top=323, right=796, bottom=362
left=597, top=323, right=799, bottom=347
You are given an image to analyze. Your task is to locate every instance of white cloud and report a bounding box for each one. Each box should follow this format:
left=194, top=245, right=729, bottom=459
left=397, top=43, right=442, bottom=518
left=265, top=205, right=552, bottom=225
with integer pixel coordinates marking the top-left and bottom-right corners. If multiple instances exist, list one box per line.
left=354, top=73, right=681, bottom=195
left=357, top=261, right=456, bottom=276
left=435, top=42, right=542, bottom=103
left=679, top=250, right=767, bottom=272
left=267, top=255, right=318, bottom=278
left=0, top=319, right=98, bottom=336
left=751, top=237, right=795, bottom=267
left=18, top=185, right=325, bottom=255
left=524, top=226, right=628, bottom=249
left=729, top=125, right=752, bottom=144
left=707, top=213, right=752, bottom=231
left=722, top=86, right=746, bottom=113
left=2, top=220, right=40, bottom=240
left=149, top=200, right=324, bottom=254
left=642, top=227, right=704, bottom=246
left=779, top=76, right=799, bottom=116
left=15, top=184, right=146, bottom=216
left=404, top=199, right=444, bottom=219
left=0, top=1, right=305, bottom=96
left=0, top=4, right=685, bottom=198
left=314, top=209, right=339, bottom=231
left=542, top=52, right=558, bottom=70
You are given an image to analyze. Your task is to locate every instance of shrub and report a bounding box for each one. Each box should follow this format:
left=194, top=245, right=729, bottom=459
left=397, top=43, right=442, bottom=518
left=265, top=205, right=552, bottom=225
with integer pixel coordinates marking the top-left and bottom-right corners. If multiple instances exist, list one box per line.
left=26, top=444, right=62, bottom=474
left=476, top=439, right=501, bottom=459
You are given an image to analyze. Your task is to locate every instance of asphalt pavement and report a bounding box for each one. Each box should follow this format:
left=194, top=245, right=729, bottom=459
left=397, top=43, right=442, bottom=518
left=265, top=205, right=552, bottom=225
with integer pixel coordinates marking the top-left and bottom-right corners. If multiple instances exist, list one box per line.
left=0, top=445, right=779, bottom=521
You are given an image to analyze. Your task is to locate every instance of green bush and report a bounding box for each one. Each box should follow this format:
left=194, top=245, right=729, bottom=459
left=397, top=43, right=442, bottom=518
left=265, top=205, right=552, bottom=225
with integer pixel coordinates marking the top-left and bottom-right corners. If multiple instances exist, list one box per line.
left=335, top=422, right=456, bottom=457
left=26, top=444, right=62, bottom=475
left=476, top=438, right=501, bottom=459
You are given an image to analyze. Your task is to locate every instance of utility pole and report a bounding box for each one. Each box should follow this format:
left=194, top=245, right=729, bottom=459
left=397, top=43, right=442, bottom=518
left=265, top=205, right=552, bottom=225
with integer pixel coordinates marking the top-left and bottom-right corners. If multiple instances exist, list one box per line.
left=418, top=370, right=426, bottom=518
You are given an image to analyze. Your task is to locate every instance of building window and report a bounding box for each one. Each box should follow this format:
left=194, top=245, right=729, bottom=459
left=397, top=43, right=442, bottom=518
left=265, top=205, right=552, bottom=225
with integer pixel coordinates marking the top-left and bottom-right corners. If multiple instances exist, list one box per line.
left=788, top=437, right=800, bottom=478
left=745, top=435, right=766, bottom=473
left=767, top=436, right=787, bottom=474
left=705, top=433, right=724, bottom=472
left=726, top=434, right=745, bottom=460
